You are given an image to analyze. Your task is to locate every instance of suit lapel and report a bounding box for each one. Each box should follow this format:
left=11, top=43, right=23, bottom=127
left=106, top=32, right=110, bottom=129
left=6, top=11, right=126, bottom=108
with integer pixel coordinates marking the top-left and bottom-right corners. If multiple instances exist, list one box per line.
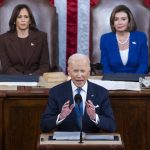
left=128, top=32, right=137, bottom=65
left=65, top=81, right=78, bottom=126
left=86, top=81, right=96, bottom=104
left=65, top=80, right=74, bottom=105
left=24, top=30, right=37, bottom=64
left=9, top=33, right=24, bottom=63
left=111, top=33, right=123, bottom=66
left=83, top=81, right=96, bottom=123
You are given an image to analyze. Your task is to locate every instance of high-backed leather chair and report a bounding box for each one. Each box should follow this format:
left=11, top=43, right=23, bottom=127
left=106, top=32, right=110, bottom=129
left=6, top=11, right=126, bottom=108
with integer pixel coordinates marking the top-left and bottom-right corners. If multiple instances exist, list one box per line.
left=90, top=0, right=150, bottom=74
left=0, top=0, right=58, bottom=71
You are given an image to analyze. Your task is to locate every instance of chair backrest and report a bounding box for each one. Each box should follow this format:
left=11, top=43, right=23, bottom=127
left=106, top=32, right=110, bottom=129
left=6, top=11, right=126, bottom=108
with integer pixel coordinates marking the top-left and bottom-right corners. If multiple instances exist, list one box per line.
left=90, top=0, right=150, bottom=66
left=0, top=0, right=58, bottom=71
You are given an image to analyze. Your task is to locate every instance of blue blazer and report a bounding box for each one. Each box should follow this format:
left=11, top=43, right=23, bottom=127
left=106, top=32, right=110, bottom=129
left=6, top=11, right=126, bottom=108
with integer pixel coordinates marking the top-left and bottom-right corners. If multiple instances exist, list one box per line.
left=100, top=31, right=149, bottom=74
left=40, top=80, right=116, bottom=133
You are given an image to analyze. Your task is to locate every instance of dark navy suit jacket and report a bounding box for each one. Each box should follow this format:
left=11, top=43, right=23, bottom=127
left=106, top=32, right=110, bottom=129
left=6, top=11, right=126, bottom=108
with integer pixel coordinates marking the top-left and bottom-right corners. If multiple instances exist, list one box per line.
left=100, top=31, right=148, bottom=74
left=40, top=80, right=116, bottom=133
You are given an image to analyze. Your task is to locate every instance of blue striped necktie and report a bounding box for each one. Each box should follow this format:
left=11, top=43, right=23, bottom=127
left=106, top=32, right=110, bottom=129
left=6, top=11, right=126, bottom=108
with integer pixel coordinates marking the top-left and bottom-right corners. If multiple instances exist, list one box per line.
left=75, top=87, right=83, bottom=129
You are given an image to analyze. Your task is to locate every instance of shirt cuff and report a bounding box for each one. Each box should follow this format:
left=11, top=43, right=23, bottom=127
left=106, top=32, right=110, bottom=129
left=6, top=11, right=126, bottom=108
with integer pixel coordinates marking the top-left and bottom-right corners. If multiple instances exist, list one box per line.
left=91, top=114, right=100, bottom=125
left=56, top=114, right=65, bottom=125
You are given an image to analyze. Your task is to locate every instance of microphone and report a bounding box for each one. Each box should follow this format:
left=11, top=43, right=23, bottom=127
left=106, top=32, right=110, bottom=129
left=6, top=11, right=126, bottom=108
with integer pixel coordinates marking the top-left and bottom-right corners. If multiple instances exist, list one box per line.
left=74, top=93, right=83, bottom=143
left=74, top=94, right=82, bottom=109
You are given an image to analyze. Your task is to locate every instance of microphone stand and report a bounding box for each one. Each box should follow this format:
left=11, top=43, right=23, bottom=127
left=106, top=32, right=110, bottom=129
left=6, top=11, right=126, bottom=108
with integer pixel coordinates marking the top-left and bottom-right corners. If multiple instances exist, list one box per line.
left=79, top=105, right=83, bottom=143
left=79, top=122, right=83, bottom=143
left=74, top=94, right=83, bottom=143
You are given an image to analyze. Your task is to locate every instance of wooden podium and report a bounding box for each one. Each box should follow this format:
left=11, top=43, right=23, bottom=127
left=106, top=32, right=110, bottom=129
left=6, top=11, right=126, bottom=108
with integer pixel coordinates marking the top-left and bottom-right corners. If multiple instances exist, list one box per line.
left=37, top=133, right=124, bottom=150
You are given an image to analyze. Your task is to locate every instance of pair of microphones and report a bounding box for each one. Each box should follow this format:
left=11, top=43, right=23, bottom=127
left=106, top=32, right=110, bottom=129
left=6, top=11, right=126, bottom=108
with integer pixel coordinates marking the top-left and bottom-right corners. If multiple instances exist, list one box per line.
left=74, top=93, right=83, bottom=143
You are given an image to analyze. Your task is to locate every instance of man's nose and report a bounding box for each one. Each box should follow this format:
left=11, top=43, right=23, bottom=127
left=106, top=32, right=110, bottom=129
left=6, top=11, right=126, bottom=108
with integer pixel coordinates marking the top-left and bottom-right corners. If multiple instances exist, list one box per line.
left=77, top=71, right=82, bottom=77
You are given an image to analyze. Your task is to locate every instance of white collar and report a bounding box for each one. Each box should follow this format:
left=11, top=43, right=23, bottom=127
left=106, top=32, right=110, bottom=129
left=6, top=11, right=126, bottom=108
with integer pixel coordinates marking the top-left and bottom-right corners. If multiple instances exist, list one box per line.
left=71, top=80, right=88, bottom=93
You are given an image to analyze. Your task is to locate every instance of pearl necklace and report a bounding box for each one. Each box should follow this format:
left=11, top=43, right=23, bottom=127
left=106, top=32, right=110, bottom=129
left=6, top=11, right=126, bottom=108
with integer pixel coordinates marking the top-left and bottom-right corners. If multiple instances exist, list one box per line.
left=116, top=33, right=130, bottom=45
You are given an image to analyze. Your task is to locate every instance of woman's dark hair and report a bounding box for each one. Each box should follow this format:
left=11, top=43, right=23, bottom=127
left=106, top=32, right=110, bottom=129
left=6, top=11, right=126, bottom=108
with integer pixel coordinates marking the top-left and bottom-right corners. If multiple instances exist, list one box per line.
left=110, top=5, right=137, bottom=32
left=8, top=4, right=38, bottom=32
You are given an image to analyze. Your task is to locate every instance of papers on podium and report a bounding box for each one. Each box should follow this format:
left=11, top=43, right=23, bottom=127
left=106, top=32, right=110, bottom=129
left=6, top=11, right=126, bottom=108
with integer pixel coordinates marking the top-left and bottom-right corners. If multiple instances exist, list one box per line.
left=86, top=134, right=114, bottom=140
left=89, top=79, right=141, bottom=91
left=53, top=132, right=115, bottom=141
left=0, top=82, right=37, bottom=87
left=53, top=132, right=86, bottom=140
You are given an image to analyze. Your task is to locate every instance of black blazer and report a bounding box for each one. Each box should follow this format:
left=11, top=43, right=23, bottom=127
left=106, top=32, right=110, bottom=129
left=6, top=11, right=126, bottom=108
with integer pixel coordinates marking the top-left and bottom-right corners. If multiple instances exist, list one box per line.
left=40, top=80, right=116, bottom=133
left=0, top=30, right=50, bottom=75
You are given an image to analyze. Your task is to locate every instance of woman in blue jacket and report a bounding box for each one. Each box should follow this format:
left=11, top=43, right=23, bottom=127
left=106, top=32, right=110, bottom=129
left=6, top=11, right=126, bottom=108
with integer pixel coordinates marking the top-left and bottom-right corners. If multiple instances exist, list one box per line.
left=100, top=5, right=148, bottom=74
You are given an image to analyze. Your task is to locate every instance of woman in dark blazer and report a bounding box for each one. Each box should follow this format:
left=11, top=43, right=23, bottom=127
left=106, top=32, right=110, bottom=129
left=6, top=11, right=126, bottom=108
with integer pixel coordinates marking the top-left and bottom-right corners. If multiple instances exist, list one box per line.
left=0, top=4, right=50, bottom=75
left=100, top=5, right=148, bottom=74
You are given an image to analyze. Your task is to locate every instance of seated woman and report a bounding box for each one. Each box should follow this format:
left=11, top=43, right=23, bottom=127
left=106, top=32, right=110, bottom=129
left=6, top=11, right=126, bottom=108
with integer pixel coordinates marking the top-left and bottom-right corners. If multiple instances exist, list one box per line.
left=100, top=5, right=149, bottom=74
left=0, top=4, right=50, bottom=75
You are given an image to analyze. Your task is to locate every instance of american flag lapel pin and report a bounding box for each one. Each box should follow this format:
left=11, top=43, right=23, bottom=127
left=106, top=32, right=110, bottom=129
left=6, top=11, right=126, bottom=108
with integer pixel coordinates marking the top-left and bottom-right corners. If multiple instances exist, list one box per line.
left=132, top=41, right=136, bottom=44
left=31, top=42, right=34, bottom=46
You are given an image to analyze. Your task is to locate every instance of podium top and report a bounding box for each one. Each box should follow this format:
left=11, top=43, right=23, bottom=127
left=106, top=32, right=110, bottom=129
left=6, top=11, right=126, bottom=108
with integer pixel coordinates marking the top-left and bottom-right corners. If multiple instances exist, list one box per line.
left=37, top=133, right=124, bottom=150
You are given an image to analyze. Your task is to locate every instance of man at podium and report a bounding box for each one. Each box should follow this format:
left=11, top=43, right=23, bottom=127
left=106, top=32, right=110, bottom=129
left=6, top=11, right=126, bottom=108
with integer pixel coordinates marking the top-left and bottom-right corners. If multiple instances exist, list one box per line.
left=40, top=53, right=116, bottom=133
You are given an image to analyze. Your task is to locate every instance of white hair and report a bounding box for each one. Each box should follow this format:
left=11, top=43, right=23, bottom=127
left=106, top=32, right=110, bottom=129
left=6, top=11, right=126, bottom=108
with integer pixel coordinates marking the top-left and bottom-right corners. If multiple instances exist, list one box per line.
left=68, top=53, right=90, bottom=68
